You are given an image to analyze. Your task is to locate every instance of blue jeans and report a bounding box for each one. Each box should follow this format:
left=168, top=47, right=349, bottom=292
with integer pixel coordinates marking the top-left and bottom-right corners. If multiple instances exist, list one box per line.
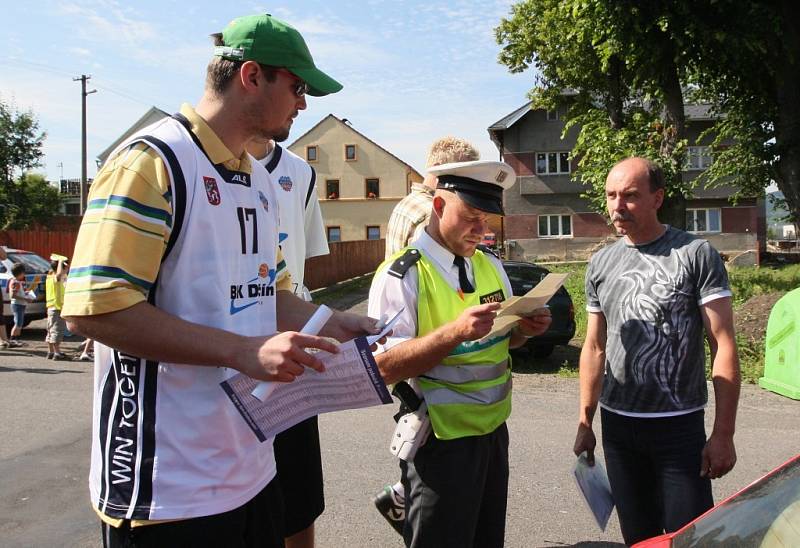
left=601, top=408, right=713, bottom=545
left=11, top=304, right=26, bottom=329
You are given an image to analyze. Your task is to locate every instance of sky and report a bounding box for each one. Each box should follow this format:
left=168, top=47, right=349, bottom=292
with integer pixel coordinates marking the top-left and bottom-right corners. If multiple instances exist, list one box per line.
left=0, top=0, right=538, bottom=183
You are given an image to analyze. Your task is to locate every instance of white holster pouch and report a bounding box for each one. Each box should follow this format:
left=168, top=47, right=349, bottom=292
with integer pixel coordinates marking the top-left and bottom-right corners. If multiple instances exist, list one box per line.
left=389, top=401, right=432, bottom=462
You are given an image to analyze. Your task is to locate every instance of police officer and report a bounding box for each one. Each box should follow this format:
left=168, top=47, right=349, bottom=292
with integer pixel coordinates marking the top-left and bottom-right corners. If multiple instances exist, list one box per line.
left=368, top=160, right=552, bottom=548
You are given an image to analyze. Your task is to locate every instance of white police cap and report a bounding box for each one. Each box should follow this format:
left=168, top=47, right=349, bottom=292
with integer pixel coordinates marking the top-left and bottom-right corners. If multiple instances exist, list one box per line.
left=428, top=160, right=516, bottom=215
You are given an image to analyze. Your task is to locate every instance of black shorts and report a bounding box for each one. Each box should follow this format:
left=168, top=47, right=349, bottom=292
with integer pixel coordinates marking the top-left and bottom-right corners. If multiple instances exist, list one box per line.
left=101, top=478, right=284, bottom=547
left=274, top=415, right=325, bottom=536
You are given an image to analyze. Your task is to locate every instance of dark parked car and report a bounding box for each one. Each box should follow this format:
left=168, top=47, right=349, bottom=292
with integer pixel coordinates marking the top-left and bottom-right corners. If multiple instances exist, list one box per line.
left=502, top=260, right=576, bottom=358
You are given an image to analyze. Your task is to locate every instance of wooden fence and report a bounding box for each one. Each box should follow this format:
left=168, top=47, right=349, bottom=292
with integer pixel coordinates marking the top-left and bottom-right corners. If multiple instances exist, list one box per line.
left=304, top=239, right=386, bottom=290
left=2, top=228, right=386, bottom=290
left=1, top=229, right=80, bottom=260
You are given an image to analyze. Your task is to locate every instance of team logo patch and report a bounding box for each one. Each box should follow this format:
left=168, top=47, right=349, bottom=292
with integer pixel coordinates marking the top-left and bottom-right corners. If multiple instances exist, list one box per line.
left=480, top=289, right=505, bottom=305
left=229, top=265, right=277, bottom=315
left=203, top=176, right=221, bottom=205
left=278, top=175, right=293, bottom=192
left=258, top=191, right=269, bottom=212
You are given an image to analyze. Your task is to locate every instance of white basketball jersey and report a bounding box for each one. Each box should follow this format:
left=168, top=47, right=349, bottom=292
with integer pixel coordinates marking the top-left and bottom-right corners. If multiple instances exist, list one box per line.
left=90, top=115, right=281, bottom=521
left=260, top=144, right=328, bottom=299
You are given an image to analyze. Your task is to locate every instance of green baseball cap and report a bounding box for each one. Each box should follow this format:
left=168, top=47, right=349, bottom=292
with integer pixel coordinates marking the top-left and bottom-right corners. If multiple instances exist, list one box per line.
left=214, top=14, right=343, bottom=97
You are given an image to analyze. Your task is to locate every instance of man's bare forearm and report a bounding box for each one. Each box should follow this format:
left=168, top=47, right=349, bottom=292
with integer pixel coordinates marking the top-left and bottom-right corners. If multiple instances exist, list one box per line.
left=64, top=301, right=246, bottom=367
left=710, top=345, right=740, bottom=437
left=376, top=325, right=462, bottom=385
left=578, top=345, right=604, bottom=426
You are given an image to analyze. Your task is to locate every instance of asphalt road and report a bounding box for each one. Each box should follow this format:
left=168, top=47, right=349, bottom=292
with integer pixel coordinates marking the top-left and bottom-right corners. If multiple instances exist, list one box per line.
left=1, top=321, right=799, bottom=547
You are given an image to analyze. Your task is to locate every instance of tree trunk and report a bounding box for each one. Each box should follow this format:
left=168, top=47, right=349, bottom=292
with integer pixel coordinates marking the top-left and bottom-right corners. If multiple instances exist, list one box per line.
left=606, top=55, right=625, bottom=130
left=657, top=46, right=687, bottom=229
left=773, top=0, right=800, bottom=229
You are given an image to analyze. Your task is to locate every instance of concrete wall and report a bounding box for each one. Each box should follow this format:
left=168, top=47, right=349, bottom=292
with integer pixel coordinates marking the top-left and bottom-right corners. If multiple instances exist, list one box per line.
left=290, top=116, right=422, bottom=241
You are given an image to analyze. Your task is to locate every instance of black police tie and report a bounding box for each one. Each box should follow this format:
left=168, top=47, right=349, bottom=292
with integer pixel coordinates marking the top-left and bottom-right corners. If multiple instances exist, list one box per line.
left=453, top=256, right=474, bottom=294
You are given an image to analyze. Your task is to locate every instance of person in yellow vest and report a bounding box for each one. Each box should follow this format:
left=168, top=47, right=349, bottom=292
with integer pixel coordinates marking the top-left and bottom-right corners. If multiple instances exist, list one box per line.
left=368, top=160, right=552, bottom=548
left=45, top=257, right=69, bottom=360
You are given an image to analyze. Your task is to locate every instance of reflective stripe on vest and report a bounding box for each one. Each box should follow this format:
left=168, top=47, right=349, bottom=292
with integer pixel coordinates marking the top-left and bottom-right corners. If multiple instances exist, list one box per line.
left=424, top=359, right=509, bottom=384
left=423, top=376, right=512, bottom=406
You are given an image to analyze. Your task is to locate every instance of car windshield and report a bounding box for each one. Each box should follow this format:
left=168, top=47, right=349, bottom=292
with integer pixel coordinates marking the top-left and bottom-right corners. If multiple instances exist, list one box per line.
left=504, top=264, right=547, bottom=285
left=671, top=456, right=800, bottom=547
left=7, top=252, right=51, bottom=274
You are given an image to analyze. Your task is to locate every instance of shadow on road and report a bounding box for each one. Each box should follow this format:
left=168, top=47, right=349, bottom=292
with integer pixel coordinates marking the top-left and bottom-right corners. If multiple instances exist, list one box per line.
left=0, top=365, right=82, bottom=375
left=538, top=542, right=625, bottom=548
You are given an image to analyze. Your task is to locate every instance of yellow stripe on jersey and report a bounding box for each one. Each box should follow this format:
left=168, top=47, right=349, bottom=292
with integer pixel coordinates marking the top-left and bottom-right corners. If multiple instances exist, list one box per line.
left=63, top=143, right=172, bottom=317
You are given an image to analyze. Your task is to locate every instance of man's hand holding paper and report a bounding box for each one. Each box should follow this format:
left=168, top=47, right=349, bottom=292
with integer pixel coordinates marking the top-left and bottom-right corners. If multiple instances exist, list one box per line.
left=481, top=273, right=568, bottom=341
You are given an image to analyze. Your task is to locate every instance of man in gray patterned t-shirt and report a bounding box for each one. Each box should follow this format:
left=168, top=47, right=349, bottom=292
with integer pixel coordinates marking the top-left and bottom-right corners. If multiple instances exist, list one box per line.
left=573, top=157, right=741, bottom=545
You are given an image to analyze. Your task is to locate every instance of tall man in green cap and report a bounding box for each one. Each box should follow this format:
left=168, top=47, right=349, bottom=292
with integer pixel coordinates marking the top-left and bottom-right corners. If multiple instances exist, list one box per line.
left=63, top=14, right=380, bottom=547
left=368, top=160, right=553, bottom=548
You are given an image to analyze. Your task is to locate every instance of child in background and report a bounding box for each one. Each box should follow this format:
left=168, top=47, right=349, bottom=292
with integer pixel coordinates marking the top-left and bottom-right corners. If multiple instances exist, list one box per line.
left=0, top=247, right=9, bottom=349
left=45, top=258, right=69, bottom=360
left=8, top=263, right=31, bottom=347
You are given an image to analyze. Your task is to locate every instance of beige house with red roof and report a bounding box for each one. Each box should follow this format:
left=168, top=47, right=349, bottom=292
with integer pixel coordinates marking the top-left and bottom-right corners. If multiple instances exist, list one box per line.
left=289, top=114, right=423, bottom=243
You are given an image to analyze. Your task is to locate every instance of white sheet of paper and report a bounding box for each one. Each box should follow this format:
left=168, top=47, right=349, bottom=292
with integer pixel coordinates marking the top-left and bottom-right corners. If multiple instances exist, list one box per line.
left=481, top=272, right=568, bottom=341
left=367, top=307, right=404, bottom=345
left=221, top=337, right=392, bottom=442
left=573, top=453, right=615, bottom=531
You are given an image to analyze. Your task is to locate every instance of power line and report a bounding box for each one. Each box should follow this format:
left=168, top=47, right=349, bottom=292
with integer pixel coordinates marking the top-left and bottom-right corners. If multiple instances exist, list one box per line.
left=0, top=57, right=163, bottom=108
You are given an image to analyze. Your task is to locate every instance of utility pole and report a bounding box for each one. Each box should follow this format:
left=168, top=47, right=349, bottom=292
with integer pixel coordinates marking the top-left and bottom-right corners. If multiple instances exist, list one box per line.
left=73, top=75, right=96, bottom=215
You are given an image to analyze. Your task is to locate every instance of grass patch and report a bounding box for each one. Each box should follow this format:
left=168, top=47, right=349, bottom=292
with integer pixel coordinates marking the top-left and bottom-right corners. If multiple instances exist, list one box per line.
left=312, top=274, right=373, bottom=306
left=728, top=264, right=800, bottom=306
left=557, top=360, right=579, bottom=378
left=545, top=263, right=588, bottom=341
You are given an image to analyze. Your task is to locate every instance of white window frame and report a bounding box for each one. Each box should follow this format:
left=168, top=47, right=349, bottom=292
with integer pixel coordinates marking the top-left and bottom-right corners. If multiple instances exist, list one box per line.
left=535, top=151, right=570, bottom=175
left=686, top=208, right=721, bottom=233
left=538, top=214, right=573, bottom=238
left=685, top=146, right=713, bottom=171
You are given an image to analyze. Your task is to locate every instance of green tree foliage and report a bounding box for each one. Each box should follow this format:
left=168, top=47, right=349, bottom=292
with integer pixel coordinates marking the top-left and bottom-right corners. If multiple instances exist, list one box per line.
left=0, top=99, right=45, bottom=187
left=0, top=98, right=60, bottom=229
left=495, top=0, right=800, bottom=228
left=0, top=173, right=62, bottom=229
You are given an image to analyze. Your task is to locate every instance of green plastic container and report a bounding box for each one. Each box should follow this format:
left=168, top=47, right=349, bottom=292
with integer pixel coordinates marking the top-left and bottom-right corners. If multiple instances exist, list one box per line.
left=759, top=287, right=800, bottom=400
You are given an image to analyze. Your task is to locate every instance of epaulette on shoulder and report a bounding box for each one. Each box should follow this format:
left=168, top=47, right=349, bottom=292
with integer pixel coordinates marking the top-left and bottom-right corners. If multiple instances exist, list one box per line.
left=387, top=248, right=422, bottom=279
left=476, top=244, right=500, bottom=259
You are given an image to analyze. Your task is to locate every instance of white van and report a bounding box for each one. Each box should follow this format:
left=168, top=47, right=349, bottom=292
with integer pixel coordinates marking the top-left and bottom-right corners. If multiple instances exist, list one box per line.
left=1, top=246, right=50, bottom=326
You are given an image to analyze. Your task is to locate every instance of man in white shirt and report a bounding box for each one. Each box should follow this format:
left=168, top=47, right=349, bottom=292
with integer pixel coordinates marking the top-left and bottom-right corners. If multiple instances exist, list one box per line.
left=248, top=137, right=329, bottom=548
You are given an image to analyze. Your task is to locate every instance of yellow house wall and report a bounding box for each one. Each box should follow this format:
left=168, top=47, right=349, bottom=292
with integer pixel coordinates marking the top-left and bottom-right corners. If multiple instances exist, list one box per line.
left=289, top=116, right=423, bottom=241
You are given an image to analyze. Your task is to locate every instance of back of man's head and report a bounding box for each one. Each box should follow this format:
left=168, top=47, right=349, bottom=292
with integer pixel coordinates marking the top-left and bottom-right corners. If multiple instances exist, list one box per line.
left=425, top=137, right=480, bottom=168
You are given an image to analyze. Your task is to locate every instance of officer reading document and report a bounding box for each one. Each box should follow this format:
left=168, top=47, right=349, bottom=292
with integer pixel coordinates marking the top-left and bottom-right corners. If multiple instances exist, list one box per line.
left=369, top=160, right=552, bottom=548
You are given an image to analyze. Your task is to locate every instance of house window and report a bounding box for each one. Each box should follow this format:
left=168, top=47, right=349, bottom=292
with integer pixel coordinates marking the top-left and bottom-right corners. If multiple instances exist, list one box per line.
left=327, top=226, right=341, bottom=242
left=686, top=208, right=721, bottom=233
left=546, top=109, right=559, bottom=121
left=536, top=152, right=570, bottom=175
left=345, top=144, right=357, bottom=161
left=326, top=179, right=340, bottom=200
left=306, top=145, right=318, bottom=162
left=366, top=178, right=380, bottom=198
left=366, top=226, right=381, bottom=240
left=64, top=203, right=81, bottom=216
left=538, top=214, right=572, bottom=238
left=685, top=146, right=713, bottom=170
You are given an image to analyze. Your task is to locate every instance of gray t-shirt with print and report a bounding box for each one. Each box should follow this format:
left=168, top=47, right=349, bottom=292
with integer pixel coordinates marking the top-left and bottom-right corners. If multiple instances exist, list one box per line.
left=586, top=226, right=731, bottom=413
